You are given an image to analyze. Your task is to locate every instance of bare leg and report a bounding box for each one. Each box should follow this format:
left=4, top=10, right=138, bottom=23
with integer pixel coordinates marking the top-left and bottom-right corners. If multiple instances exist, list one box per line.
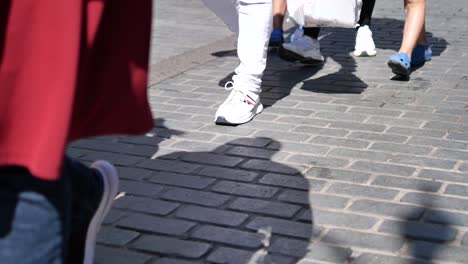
left=399, top=0, right=426, bottom=56
left=272, top=0, right=287, bottom=30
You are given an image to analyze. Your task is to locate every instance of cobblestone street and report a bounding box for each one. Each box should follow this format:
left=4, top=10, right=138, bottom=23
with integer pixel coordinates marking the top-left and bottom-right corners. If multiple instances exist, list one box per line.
left=69, top=0, right=468, bottom=263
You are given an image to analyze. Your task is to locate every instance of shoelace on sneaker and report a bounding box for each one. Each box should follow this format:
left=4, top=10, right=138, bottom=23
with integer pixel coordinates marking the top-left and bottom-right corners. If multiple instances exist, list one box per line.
left=224, top=81, right=256, bottom=106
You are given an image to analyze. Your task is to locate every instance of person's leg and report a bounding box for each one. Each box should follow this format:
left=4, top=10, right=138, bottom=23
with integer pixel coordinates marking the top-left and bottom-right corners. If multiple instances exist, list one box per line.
left=354, top=0, right=377, bottom=56
left=215, top=0, right=272, bottom=125
left=270, top=0, right=287, bottom=46
left=0, top=166, right=71, bottom=264
left=388, top=0, right=428, bottom=76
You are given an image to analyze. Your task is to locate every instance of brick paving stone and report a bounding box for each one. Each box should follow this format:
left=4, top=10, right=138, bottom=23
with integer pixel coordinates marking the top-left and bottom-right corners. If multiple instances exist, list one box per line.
left=161, top=187, right=231, bottom=207
left=370, top=142, right=433, bottom=155
left=388, top=155, right=457, bottom=170
left=259, top=173, right=326, bottom=191
left=116, top=166, right=153, bottom=181
left=97, top=226, right=140, bottom=246
left=175, top=205, right=248, bottom=226
left=409, top=241, right=468, bottom=263
left=349, top=200, right=425, bottom=220
left=242, top=159, right=305, bottom=175
left=378, top=220, right=457, bottom=242
left=95, top=246, right=152, bottom=264
left=322, top=229, right=404, bottom=252
left=270, top=238, right=352, bottom=262
left=401, top=192, right=468, bottom=211
left=433, top=149, right=468, bottom=161
left=191, top=225, right=264, bottom=248
left=327, top=182, right=399, bottom=200
left=300, top=209, right=378, bottom=229
left=119, top=180, right=164, bottom=197
left=309, top=136, right=370, bottom=149
left=305, top=167, right=370, bottom=184
left=328, top=148, right=394, bottom=162
left=351, top=253, right=430, bottom=264
left=153, top=258, right=202, bottom=264
left=148, top=171, right=215, bottom=189
left=278, top=190, right=350, bottom=209
left=371, top=175, right=442, bottom=192
left=197, top=166, right=258, bottom=182
left=207, top=247, right=294, bottom=264
left=286, top=154, right=350, bottom=168
left=137, top=159, right=200, bottom=174
left=425, top=210, right=468, bottom=227
left=444, top=184, right=468, bottom=197
left=229, top=197, right=301, bottom=218
left=462, top=233, right=468, bottom=245
left=113, top=196, right=180, bottom=216
left=246, top=216, right=321, bottom=239
left=211, top=180, right=280, bottom=198
left=117, top=213, right=196, bottom=235
left=130, top=235, right=211, bottom=259
left=351, top=161, right=416, bottom=176
left=347, top=131, right=408, bottom=143
left=181, top=152, right=243, bottom=167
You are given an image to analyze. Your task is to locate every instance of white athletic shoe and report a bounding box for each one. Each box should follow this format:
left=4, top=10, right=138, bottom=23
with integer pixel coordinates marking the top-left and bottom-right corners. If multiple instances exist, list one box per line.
left=214, top=81, right=263, bottom=125
left=354, top=25, right=377, bottom=57
left=279, top=27, right=324, bottom=64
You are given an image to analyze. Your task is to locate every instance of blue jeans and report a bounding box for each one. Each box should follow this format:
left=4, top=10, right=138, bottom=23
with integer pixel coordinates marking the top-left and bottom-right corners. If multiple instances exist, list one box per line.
left=0, top=157, right=102, bottom=264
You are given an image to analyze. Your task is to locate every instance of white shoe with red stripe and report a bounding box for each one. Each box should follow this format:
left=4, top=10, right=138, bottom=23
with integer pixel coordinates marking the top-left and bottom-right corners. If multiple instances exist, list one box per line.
left=215, top=82, right=263, bottom=125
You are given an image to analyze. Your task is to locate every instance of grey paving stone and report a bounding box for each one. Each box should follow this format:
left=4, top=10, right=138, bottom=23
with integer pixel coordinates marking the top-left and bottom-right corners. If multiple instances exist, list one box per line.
left=292, top=126, right=350, bottom=137
left=175, top=205, right=248, bottom=227
left=460, top=162, right=468, bottom=172
left=81, top=152, right=145, bottom=166
left=328, top=148, right=394, bottom=162
left=447, top=131, right=468, bottom=141
left=213, top=136, right=273, bottom=147
left=418, top=169, right=468, bottom=184
left=116, top=166, right=153, bottom=181
left=409, top=241, right=468, bottom=263
left=275, top=116, right=330, bottom=127
left=229, top=197, right=301, bottom=218
left=378, top=220, right=457, bottom=242
left=211, top=181, right=279, bottom=198
left=348, top=131, right=408, bottom=143
left=242, top=159, right=305, bottom=175
left=246, top=217, right=320, bottom=239
left=401, top=192, right=468, bottom=211
left=117, top=213, right=196, bottom=235
left=313, top=112, right=368, bottom=122
left=351, top=161, right=416, bottom=176
left=329, top=121, right=386, bottom=132
left=268, top=141, right=330, bottom=155
left=119, top=180, right=164, bottom=197
left=305, top=167, right=370, bottom=184
left=425, top=209, right=468, bottom=227
left=371, top=175, right=442, bottom=192
left=137, top=159, right=200, bottom=174
left=149, top=171, right=215, bottom=189
left=226, top=146, right=283, bottom=160
left=152, top=258, right=201, bottom=264
left=349, top=200, right=425, bottom=220
left=259, top=173, right=326, bottom=191
left=389, top=155, right=457, bottom=170
left=207, top=247, right=294, bottom=264
left=97, top=226, right=140, bottom=246
left=408, top=137, right=468, bottom=150
left=302, top=209, right=377, bottom=229
left=278, top=190, right=349, bottom=209
left=322, top=229, right=404, bottom=252
left=270, top=238, right=352, bottom=262
left=197, top=166, right=258, bottom=182
left=254, top=130, right=311, bottom=143
left=286, top=154, right=350, bottom=168
left=181, top=152, right=243, bottom=167
left=170, top=140, right=223, bottom=152
left=386, top=127, right=447, bottom=138
left=433, top=149, right=468, bottom=160
left=95, top=246, right=152, bottom=264
left=130, top=235, right=211, bottom=259
left=367, top=116, right=425, bottom=128
left=161, top=187, right=230, bottom=207
left=191, top=225, right=264, bottom=248
left=347, top=107, right=402, bottom=117
left=114, top=196, right=180, bottom=216
left=309, top=136, right=370, bottom=149
left=445, top=184, right=468, bottom=197
left=370, top=142, right=433, bottom=155
left=463, top=233, right=468, bottom=245
left=327, top=182, right=399, bottom=200
left=103, top=209, right=127, bottom=225
left=351, top=253, right=430, bottom=264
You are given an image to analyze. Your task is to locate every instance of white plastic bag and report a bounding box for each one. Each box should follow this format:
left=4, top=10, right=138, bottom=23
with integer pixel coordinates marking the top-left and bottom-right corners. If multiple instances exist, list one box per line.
left=287, top=0, right=363, bottom=28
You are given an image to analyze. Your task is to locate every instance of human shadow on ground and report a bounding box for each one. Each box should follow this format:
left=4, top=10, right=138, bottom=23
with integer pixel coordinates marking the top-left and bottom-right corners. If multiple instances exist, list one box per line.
left=213, top=17, right=448, bottom=110
left=108, top=137, right=353, bottom=263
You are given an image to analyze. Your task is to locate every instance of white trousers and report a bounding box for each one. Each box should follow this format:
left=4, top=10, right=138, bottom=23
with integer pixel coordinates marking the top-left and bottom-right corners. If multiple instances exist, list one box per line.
left=233, top=0, right=272, bottom=95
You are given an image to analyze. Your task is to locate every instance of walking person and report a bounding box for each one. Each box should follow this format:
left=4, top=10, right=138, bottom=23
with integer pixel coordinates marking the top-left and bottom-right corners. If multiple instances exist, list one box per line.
left=387, top=0, right=431, bottom=77
left=0, top=1, right=153, bottom=263
left=270, top=0, right=377, bottom=64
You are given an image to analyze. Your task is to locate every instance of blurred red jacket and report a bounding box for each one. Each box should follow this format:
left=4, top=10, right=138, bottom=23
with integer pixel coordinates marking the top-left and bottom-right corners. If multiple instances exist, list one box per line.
left=0, top=1, right=153, bottom=180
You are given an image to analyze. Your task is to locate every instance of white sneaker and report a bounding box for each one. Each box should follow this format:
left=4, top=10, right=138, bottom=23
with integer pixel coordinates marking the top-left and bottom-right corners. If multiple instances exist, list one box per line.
left=84, top=160, right=119, bottom=264
left=214, top=81, right=263, bottom=125
left=279, top=27, right=324, bottom=64
left=354, top=25, right=377, bottom=57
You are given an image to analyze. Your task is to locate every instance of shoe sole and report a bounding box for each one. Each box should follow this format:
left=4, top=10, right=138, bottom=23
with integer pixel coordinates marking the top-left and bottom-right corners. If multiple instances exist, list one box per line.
left=84, top=161, right=119, bottom=264
left=353, top=49, right=377, bottom=57
left=278, top=45, right=323, bottom=65
left=387, top=59, right=410, bottom=77
left=215, top=103, right=263, bottom=125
